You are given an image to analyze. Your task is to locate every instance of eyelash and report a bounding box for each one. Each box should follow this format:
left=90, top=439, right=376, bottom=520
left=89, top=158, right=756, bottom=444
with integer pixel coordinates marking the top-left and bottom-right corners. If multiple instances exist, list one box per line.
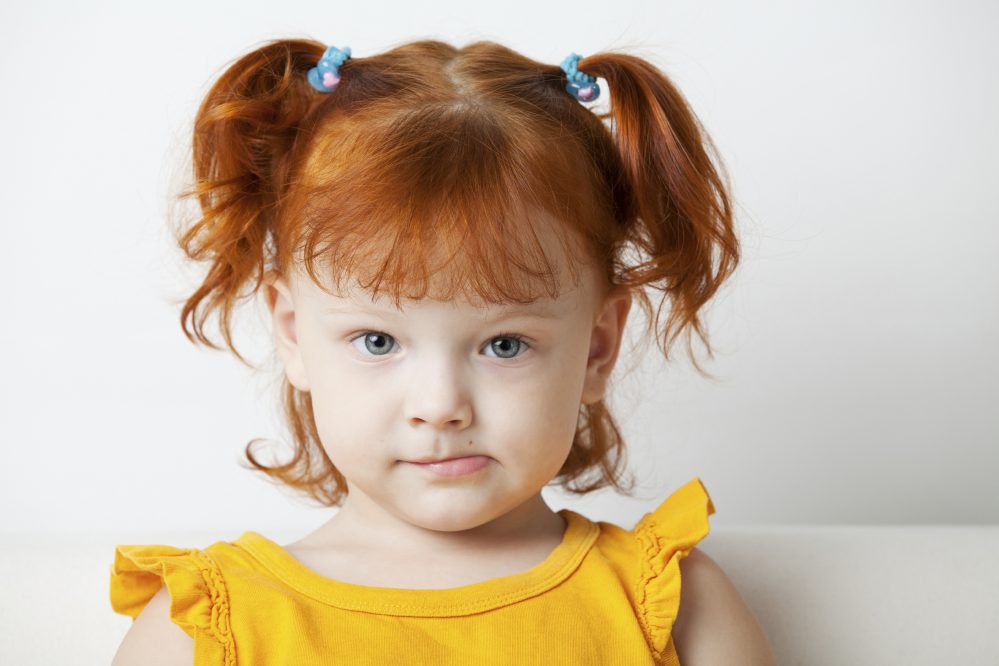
left=347, top=331, right=532, bottom=360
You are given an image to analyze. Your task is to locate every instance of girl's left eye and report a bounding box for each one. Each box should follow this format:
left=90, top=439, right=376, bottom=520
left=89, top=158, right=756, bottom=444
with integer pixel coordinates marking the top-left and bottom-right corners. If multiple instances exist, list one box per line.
left=483, top=333, right=531, bottom=360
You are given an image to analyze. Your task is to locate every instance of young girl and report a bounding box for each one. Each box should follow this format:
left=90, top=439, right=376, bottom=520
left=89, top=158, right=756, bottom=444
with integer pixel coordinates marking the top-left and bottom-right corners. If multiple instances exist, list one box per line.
left=109, top=38, right=775, bottom=665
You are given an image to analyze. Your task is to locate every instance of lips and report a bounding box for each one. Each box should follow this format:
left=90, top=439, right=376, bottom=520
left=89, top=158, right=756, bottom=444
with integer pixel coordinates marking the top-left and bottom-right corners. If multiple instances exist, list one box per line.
left=407, top=455, right=492, bottom=477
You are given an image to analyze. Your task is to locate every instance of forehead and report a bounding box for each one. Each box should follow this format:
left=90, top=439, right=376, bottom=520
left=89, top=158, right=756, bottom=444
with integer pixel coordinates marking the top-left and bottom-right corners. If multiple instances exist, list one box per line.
left=317, top=285, right=567, bottom=317
left=296, top=263, right=592, bottom=318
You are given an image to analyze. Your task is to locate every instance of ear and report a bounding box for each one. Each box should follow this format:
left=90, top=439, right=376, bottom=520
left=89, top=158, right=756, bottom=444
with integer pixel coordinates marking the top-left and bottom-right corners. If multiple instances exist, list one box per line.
left=581, top=286, right=633, bottom=405
left=264, top=273, right=311, bottom=392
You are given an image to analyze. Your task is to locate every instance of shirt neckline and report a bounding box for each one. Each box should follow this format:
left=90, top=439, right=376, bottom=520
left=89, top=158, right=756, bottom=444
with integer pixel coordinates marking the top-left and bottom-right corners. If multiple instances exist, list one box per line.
left=233, top=508, right=599, bottom=617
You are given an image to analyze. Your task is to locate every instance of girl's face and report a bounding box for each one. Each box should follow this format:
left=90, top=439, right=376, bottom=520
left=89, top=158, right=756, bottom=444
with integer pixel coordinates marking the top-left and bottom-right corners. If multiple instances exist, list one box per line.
left=265, top=232, right=631, bottom=542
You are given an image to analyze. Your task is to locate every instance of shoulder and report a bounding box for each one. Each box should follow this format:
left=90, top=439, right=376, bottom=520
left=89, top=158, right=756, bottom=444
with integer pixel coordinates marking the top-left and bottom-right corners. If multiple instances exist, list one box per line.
left=671, top=547, right=777, bottom=666
left=111, top=586, right=194, bottom=666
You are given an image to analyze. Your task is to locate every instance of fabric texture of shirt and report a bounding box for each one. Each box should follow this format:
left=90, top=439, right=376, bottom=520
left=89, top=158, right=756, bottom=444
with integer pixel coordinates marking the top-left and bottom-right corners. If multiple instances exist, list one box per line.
left=109, top=476, right=715, bottom=665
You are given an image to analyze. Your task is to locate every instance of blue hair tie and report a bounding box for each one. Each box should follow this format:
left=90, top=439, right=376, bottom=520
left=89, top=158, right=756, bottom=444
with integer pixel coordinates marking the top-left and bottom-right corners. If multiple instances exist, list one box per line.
left=308, top=44, right=352, bottom=93
left=560, top=52, right=600, bottom=102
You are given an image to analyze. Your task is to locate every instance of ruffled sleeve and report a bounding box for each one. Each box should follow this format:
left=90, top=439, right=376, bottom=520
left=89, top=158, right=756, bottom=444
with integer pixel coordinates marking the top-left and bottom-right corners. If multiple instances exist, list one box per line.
left=633, top=477, right=716, bottom=661
left=109, top=544, right=236, bottom=665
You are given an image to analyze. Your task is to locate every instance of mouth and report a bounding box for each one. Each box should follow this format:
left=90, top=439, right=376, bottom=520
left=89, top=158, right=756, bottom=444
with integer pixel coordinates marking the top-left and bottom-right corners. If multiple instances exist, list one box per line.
left=406, top=454, right=489, bottom=464
left=405, top=455, right=493, bottom=477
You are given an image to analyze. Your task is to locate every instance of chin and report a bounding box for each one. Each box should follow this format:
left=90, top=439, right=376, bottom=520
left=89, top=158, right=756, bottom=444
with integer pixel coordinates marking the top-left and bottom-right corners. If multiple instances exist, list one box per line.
left=407, top=508, right=491, bottom=533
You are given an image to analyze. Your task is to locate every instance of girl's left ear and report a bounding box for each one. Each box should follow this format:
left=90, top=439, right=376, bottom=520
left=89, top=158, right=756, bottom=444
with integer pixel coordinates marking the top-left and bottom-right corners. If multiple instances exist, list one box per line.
left=581, top=286, right=632, bottom=405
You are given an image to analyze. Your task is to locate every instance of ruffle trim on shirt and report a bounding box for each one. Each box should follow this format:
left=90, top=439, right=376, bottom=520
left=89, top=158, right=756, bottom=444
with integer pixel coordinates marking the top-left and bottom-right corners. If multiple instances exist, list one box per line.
left=633, top=477, right=715, bottom=660
left=110, top=544, right=236, bottom=665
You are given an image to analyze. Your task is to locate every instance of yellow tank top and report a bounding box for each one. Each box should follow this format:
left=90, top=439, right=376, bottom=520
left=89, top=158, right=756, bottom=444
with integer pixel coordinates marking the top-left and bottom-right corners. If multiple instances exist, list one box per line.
left=109, top=477, right=714, bottom=665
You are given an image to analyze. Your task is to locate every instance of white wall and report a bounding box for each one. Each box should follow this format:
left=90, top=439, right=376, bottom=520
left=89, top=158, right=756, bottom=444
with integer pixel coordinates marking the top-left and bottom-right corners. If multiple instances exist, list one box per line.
left=1, top=0, right=996, bottom=539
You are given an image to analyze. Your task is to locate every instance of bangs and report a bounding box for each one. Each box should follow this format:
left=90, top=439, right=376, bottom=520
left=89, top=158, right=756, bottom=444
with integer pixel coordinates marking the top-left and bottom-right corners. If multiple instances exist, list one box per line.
left=280, top=100, right=612, bottom=307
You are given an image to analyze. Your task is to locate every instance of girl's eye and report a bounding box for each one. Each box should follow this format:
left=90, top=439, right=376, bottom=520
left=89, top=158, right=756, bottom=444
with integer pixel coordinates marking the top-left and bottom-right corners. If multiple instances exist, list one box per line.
left=483, top=334, right=530, bottom=360
left=350, top=331, right=397, bottom=356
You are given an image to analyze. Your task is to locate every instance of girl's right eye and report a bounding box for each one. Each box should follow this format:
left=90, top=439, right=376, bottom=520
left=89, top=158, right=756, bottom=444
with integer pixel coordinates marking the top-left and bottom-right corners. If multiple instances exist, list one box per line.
left=349, top=331, right=397, bottom=357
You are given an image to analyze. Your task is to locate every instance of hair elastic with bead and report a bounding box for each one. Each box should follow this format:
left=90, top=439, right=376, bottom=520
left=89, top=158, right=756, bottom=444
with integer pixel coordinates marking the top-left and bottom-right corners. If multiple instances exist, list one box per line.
left=307, top=44, right=352, bottom=92
left=560, top=52, right=600, bottom=102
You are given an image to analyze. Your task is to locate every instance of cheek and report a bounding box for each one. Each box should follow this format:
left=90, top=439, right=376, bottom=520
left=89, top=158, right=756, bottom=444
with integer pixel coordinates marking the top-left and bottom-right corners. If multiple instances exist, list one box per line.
left=300, top=352, right=382, bottom=458
left=496, top=364, right=585, bottom=459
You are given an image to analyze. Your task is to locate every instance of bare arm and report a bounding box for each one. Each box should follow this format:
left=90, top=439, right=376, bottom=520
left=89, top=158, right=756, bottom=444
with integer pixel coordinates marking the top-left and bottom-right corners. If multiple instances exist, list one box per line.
left=111, top=586, right=194, bottom=666
left=671, top=547, right=777, bottom=666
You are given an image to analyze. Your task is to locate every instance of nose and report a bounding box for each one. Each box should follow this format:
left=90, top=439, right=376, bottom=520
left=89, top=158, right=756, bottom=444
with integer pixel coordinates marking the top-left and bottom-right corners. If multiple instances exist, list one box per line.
left=405, top=356, right=473, bottom=430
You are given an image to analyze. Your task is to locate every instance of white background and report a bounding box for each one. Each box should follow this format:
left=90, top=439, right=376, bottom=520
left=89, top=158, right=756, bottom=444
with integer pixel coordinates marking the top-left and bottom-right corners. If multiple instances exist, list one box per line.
left=1, top=0, right=997, bottom=542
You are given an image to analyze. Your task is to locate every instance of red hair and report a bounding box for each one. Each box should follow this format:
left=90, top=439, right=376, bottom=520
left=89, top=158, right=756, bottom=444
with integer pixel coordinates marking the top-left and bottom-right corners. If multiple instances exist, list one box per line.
left=172, top=38, right=739, bottom=507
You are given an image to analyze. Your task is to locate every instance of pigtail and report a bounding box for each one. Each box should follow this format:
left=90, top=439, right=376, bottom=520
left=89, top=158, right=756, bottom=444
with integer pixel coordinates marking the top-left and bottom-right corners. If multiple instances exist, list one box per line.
left=580, top=52, right=739, bottom=374
left=173, top=38, right=328, bottom=367
left=171, top=39, right=350, bottom=507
